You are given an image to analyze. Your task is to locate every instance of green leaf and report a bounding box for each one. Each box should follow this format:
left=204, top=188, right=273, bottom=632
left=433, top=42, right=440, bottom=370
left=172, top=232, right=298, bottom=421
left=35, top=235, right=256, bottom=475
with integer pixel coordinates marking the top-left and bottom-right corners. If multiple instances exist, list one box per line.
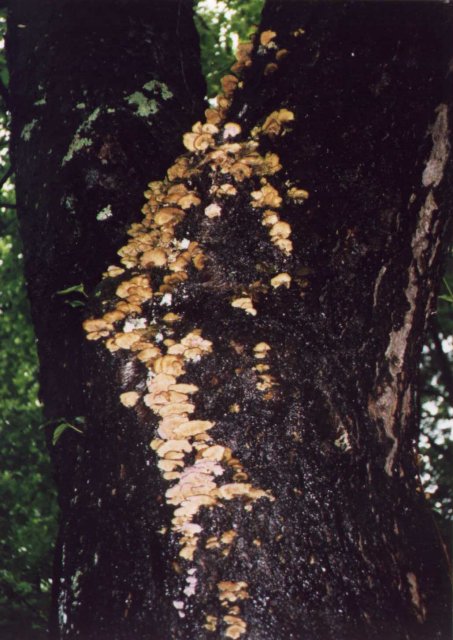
left=440, top=278, right=453, bottom=304
left=52, top=422, right=83, bottom=446
left=56, top=283, right=87, bottom=297
left=65, top=299, right=85, bottom=308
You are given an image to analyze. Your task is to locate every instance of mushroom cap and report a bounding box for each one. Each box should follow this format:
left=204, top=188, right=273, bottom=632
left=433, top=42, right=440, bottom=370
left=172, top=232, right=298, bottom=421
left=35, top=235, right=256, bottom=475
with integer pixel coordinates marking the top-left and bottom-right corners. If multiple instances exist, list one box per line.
left=270, top=272, right=292, bottom=288
left=264, top=63, right=278, bottom=76
left=153, top=355, right=185, bottom=376
left=158, top=402, right=195, bottom=418
left=168, top=383, right=199, bottom=394
left=156, top=439, right=193, bottom=457
left=205, top=203, right=222, bottom=218
left=269, top=221, right=291, bottom=239
left=253, top=342, right=271, bottom=353
left=287, top=186, right=309, bottom=201
left=262, top=210, right=280, bottom=226
left=140, top=248, right=167, bottom=267
left=220, top=530, right=237, bottom=545
left=260, top=29, right=277, bottom=47
left=119, top=391, right=140, bottom=407
left=251, top=183, right=282, bottom=209
left=218, top=581, right=248, bottom=592
left=173, top=420, right=215, bottom=438
left=83, top=318, right=111, bottom=333
left=225, top=624, right=247, bottom=639
left=200, top=445, right=225, bottom=461
left=273, top=237, right=293, bottom=254
left=223, top=122, right=242, bottom=139
left=231, top=297, right=257, bottom=316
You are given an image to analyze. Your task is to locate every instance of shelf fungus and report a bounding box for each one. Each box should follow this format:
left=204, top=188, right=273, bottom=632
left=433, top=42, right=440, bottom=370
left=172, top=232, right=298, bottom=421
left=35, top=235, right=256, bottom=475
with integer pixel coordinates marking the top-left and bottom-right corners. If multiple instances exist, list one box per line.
left=140, top=247, right=167, bottom=268
left=217, top=581, right=249, bottom=638
left=221, top=74, right=239, bottom=97
left=253, top=343, right=271, bottom=359
left=253, top=342, right=278, bottom=396
left=260, top=109, right=295, bottom=138
left=205, top=203, right=222, bottom=219
left=231, top=296, right=257, bottom=316
left=81, top=34, right=291, bottom=635
left=223, top=122, right=242, bottom=139
left=270, top=272, right=291, bottom=289
left=217, top=183, right=238, bottom=197
left=119, top=391, right=140, bottom=408
left=224, top=615, right=247, bottom=639
left=269, top=220, right=293, bottom=254
left=116, top=275, right=153, bottom=303
left=204, top=614, right=218, bottom=632
left=183, top=122, right=219, bottom=153
left=83, top=318, right=113, bottom=341
left=251, top=175, right=295, bottom=253
left=264, top=62, right=278, bottom=76
left=262, top=209, right=279, bottom=227
left=260, top=30, right=277, bottom=48
left=231, top=42, right=253, bottom=74
left=287, top=186, right=309, bottom=201
left=250, top=181, right=282, bottom=209
left=276, top=49, right=289, bottom=62
left=103, top=265, right=125, bottom=279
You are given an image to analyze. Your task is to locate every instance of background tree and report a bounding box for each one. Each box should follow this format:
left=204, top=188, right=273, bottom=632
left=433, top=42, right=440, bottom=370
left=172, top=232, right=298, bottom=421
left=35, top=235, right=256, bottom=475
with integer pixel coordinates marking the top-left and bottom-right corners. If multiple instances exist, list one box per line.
left=2, top=4, right=452, bottom=637
left=0, top=7, right=57, bottom=638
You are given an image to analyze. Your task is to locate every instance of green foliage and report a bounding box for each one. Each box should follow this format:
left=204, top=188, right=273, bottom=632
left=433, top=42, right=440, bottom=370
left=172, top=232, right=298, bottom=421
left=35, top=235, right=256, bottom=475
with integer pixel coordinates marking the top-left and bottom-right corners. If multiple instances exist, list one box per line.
left=194, top=0, right=265, bottom=97
left=438, top=278, right=453, bottom=304
left=419, top=254, right=453, bottom=528
left=0, top=10, right=57, bottom=637
left=0, top=207, right=58, bottom=638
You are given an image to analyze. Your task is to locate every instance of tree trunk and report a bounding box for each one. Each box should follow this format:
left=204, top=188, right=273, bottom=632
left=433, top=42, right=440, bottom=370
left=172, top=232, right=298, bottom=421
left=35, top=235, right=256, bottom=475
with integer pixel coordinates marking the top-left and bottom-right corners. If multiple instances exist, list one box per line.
left=7, top=0, right=206, bottom=636
left=8, top=1, right=453, bottom=639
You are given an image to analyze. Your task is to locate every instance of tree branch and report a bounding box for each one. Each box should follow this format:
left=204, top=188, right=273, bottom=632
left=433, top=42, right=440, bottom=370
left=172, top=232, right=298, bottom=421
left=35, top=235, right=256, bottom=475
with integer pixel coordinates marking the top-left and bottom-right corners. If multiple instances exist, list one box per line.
left=0, top=165, right=13, bottom=190
left=0, top=77, right=10, bottom=111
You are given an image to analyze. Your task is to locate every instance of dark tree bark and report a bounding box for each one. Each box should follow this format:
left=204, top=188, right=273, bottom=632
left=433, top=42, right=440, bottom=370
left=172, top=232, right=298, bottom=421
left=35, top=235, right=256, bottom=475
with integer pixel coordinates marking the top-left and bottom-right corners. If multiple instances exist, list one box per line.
left=8, top=2, right=453, bottom=640
left=7, top=0, right=206, bottom=636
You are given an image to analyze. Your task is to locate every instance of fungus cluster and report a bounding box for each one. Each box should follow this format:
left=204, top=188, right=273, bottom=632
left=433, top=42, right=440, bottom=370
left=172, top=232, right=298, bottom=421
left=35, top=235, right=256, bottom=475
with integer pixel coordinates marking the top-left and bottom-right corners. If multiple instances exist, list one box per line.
left=218, top=581, right=250, bottom=639
left=231, top=296, right=257, bottom=316
left=83, top=27, right=310, bottom=637
left=253, top=342, right=277, bottom=397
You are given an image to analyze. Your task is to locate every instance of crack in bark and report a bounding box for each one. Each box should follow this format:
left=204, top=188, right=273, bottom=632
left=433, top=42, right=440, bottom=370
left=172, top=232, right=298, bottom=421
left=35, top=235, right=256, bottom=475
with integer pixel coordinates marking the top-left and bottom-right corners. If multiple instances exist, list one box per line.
left=370, top=103, right=450, bottom=477
left=422, top=104, right=450, bottom=188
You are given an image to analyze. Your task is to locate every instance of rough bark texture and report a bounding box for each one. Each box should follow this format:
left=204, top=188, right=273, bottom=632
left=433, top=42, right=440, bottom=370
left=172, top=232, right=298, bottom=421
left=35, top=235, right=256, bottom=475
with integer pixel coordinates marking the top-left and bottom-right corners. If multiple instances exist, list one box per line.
left=7, top=0, right=205, bottom=419
left=8, top=1, right=453, bottom=640
left=7, top=0, right=206, bottom=636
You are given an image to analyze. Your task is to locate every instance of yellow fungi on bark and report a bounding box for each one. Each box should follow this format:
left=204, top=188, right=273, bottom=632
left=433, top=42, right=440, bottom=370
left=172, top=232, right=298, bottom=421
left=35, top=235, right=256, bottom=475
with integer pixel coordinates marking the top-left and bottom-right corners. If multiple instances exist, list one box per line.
left=231, top=297, right=257, bottom=316
left=261, top=109, right=295, bottom=137
left=205, top=203, right=222, bottom=218
left=140, top=248, right=167, bottom=267
left=251, top=183, right=282, bottom=208
left=119, top=391, right=140, bottom=407
left=287, top=186, right=309, bottom=201
left=270, top=272, right=292, bottom=289
left=260, top=30, right=277, bottom=47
